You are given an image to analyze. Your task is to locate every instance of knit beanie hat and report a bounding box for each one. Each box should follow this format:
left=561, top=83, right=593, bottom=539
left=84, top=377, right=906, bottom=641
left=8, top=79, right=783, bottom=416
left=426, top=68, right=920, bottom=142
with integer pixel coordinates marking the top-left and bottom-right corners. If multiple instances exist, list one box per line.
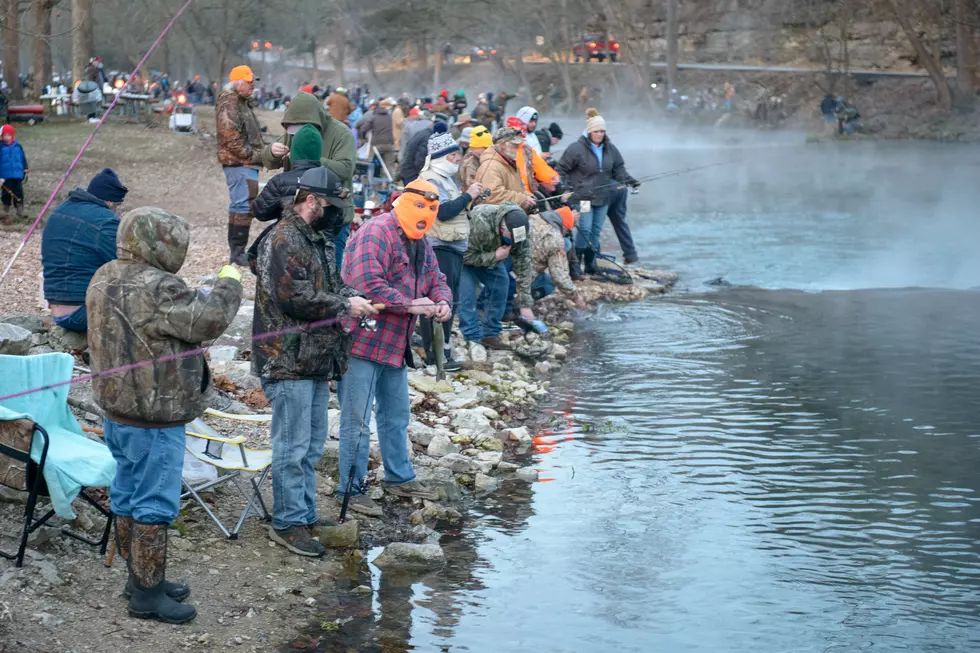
left=432, top=121, right=449, bottom=134
left=291, top=123, right=323, bottom=162
left=87, top=168, right=129, bottom=203
left=548, top=122, right=563, bottom=139
left=503, top=207, right=529, bottom=244
left=0, top=124, right=14, bottom=140
left=556, top=205, right=575, bottom=232
left=469, top=126, right=492, bottom=149
left=493, top=126, right=523, bottom=145
left=459, top=126, right=473, bottom=144
left=515, top=106, right=538, bottom=127
left=427, top=131, right=459, bottom=159
left=586, top=114, right=606, bottom=134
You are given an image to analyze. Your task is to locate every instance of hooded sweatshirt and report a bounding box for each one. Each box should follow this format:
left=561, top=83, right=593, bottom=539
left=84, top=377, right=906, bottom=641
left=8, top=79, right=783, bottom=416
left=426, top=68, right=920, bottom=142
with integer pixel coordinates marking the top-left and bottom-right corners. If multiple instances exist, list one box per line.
left=87, top=208, right=242, bottom=428
left=261, top=92, right=357, bottom=224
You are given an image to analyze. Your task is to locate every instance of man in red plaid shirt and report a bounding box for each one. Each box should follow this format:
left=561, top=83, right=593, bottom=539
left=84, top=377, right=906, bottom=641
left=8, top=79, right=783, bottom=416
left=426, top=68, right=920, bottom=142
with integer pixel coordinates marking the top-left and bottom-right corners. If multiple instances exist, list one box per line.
left=338, top=178, right=453, bottom=515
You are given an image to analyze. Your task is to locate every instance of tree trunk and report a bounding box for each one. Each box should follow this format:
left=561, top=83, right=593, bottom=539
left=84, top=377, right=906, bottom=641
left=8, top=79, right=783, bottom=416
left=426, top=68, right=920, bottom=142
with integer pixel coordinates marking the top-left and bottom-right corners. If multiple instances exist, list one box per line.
left=666, top=0, right=678, bottom=96
left=513, top=46, right=534, bottom=104
left=310, top=36, right=318, bottom=85
left=32, top=0, right=58, bottom=100
left=2, top=0, right=20, bottom=99
left=955, top=0, right=978, bottom=94
left=365, top=53, right=383, bottom=90
left=71, top=0, right=93, bottom=87
left=887, top=0, right=952, bottom=110
left=433, top=43, right=441, bottom=93
left=557, top=0, right=576, bottom=114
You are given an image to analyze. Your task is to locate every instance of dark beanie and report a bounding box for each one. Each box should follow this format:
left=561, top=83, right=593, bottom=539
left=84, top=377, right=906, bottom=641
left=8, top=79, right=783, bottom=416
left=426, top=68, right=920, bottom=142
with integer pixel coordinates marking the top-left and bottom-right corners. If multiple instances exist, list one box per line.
left=291, top=124, right=323, bottom=162
left=87, top=168, right=128, bottom=203
left=504, top=207, right=529, bottom=236
left=548, top=122, right=563, bottom=139
left=432, top=121, right=448, bottom=134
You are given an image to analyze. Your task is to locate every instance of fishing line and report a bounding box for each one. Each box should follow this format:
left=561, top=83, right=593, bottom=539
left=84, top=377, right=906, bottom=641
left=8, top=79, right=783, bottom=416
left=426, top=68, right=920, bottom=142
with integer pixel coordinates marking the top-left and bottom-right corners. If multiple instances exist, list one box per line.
left=0, top=0, right=197, bottom=290
left=0, top=299, right=460, bottom=403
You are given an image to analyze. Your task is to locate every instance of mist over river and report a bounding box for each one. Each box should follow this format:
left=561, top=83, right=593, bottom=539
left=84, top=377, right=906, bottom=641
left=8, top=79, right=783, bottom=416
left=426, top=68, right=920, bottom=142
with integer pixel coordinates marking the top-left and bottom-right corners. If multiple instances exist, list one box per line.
left=289, top=128, right=980, bottom=652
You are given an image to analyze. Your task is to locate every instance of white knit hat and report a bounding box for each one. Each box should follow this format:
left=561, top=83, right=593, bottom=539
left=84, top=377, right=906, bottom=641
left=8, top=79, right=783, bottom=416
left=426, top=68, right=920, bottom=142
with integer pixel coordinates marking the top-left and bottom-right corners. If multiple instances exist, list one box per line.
left=586, top=114, right=606, bottom=134
left=460, top=126, right=474, bottom=144
left=427, top=131, right=459, bottom=159
left=515, top=105, right=538, bottom=127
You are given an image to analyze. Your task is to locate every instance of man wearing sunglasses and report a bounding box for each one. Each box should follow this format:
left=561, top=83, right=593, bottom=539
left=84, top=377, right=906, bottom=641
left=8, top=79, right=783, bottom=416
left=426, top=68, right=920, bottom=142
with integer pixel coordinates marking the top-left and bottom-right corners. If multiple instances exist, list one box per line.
left=252, top=167, right=378, bottom=558
left=338, top=179, right=452, bottom=516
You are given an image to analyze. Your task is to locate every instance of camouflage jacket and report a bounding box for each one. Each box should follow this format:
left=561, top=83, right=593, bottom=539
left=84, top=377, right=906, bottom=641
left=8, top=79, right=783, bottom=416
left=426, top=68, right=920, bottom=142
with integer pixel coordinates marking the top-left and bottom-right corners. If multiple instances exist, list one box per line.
left=530, top=213, right=576, bottom=296
left=87, top=208, right=242, bottom=428
left=464, top=202, right=534, bottom=309
left=252, top=209, right=359, bottom=381
left=216, top=90, right=264, bottom=167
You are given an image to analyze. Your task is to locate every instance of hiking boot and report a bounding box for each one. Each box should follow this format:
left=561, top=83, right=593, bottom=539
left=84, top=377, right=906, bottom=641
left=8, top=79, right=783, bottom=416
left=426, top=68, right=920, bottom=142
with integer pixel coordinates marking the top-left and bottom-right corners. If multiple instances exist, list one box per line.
left=14, top=203, right=24, bottom=218
left=127, top=522, right=197, bottom=624
left=481, top=336, right=511, bottom=351
left=570, top=248, right=585, bottom=280
left=382, top=480, right=439, bottom=501
left=583, top=248, right=598, bottom=275
left=346, top=494, right=383, bottom=518
left=268, top=525, right=326, bottom=557
left=623, top=255, right=639, bottom=266
left=116, top=516, right=189, bottom=602
left=444, top=358, right=463, bottom=373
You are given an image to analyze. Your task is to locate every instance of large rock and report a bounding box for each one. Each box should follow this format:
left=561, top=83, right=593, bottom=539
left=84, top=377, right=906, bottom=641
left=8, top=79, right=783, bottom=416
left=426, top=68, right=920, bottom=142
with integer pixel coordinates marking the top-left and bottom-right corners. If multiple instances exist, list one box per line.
left=0, top=314, right=46, bottom=333
left=452, top=409, right=496, bottom=439
left=516, top=466, right=540, bottom=482
left=503, top=427, right=533, bottom=448
left=407, top=373, right=453, bottom=395
left=469, top=343, right=488, bottom=363
left=315, top=440, right=340, bottom=478
left=208, top=345, right=239, bottom=363
left=408, top=422, right=440, bottom=447
left=441, top=386, right=482, bottom=410
left=415, top=465, right=460, bottom=502
left=373, top=542, right=445, bottom=572
left=476, top=451, right=503, bottom=468
left=475, top=436, right=503, bottom=452
left=436, top=453, right=477, bottom=474
left=46, top=326, right=88, bottom=352
left=314, top=520, right=359, bottom=549
left=215, top=302, right=255, bottom=355
left=211, top=360, right=261, bottom=393
left=426, top=434, right=460, bottom=458
left=474, top=473, right=500, bottom=493
left=0, top=322, right=32, bottom=355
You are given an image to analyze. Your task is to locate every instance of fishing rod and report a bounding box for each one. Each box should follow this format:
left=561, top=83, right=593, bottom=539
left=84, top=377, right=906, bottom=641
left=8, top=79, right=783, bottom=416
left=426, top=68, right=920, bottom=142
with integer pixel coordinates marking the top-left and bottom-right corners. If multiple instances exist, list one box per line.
left=537, top=158, right=745, bottom=204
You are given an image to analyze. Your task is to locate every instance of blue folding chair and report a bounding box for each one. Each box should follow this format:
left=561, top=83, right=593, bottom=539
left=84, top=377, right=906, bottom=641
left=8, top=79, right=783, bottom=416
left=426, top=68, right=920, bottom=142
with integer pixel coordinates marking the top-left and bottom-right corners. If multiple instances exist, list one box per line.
left=0, top=353, right=116, bottom=566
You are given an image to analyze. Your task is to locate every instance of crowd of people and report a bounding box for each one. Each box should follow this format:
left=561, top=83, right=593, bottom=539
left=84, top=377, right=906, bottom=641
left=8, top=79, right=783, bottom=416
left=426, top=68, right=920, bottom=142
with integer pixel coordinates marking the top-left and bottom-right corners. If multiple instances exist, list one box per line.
left=33, top=63, right=644, bottom=625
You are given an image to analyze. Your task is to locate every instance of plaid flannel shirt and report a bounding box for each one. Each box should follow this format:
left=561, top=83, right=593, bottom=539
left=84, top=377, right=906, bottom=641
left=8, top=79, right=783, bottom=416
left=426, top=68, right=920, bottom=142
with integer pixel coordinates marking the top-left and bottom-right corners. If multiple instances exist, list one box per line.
left=342, top=212, right=452, bottom=367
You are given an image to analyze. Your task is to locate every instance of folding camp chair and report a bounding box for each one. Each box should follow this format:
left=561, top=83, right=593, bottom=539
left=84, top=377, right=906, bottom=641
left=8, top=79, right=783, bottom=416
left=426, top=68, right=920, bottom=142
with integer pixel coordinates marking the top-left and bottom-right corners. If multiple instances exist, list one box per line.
left=0, top=353, right=115, bottom=567
left=181, top=408, right=272, bottom=539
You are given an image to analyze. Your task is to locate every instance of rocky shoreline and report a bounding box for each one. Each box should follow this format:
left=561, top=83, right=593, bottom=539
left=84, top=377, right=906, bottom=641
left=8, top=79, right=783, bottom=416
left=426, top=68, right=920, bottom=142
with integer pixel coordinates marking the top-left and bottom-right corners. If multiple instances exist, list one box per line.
left=0, top=268, right=675, bottom=652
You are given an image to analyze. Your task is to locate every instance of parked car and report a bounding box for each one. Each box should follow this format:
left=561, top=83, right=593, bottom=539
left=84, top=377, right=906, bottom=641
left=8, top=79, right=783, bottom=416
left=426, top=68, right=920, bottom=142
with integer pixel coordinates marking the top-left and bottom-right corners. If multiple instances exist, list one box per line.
left=471, top=46, right=500, bottom=61
left=573, top=32, right=619, bottom=62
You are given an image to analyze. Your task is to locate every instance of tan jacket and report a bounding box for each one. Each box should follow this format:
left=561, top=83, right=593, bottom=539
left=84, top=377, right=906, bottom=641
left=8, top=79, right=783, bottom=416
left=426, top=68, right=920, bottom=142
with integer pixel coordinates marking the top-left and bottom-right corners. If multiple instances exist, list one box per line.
left=327, top=92, right=354, bottom=122
left=392, top=106, right=405, bottom=150
left=474, top=147, right=527, bottom=206
left=459, top=149, right=483, bottom=189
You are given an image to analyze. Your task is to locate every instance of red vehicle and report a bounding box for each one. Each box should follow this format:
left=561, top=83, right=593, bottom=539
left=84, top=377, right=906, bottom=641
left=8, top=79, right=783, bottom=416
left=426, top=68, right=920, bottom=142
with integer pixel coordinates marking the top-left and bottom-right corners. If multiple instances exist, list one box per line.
left=573, top=32, right=619, bottom=62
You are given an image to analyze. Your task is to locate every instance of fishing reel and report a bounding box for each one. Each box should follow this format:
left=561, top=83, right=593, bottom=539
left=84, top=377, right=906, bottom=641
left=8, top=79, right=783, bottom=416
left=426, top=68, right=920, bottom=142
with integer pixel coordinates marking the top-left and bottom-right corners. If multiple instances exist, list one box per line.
left=480, top=187, right=492, bottom=201
left=359, top=316, right=378, bottom=332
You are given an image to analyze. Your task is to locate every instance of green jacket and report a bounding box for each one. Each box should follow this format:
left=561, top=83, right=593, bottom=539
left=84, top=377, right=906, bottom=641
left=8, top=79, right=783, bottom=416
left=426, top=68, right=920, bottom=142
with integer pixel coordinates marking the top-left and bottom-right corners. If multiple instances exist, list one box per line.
left=464, top=202, right=534, bottom=309
left=87, top=208, right=242, bottom=428
left=261, top=92, right=357, bottom=224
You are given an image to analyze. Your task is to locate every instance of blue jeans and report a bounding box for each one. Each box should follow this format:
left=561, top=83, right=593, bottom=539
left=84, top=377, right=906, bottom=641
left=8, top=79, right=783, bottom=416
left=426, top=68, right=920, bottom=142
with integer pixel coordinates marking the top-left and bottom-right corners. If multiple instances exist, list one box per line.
left=532, top=272, right=556, bottom=298
left=335, top=223, right=351, bottom=270
left=575, top=203, right=609, bottom=251
left=459, top=263, right=509, bottom=341
left=260, top=378, right=331, bottom=530
left=337, top=357, right=414, bottom=496
left=223, top=166, right=259, bottom=213
left=104, top=419, right=185, bottom=525
left=53, top=305, right=88, bottom=332
left=607, top=188, right=637, bottom=262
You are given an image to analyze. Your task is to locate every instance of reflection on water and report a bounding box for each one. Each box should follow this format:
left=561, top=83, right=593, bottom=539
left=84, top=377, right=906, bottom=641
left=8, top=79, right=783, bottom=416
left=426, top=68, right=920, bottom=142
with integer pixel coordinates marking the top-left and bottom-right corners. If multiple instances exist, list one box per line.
left=286, top=138, right=980, bottom=652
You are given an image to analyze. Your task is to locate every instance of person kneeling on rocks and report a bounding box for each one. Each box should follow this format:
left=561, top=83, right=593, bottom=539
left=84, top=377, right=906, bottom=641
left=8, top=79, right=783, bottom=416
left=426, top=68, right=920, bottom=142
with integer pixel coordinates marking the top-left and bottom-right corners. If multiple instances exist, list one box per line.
left=339, top=179, right=452, bottom=517
left=530, top=206, right=587, bottom=309
left=87, top=207, right=244, bottom=625
left=252, top=168, right=378, bottom=557
left=459, top=203, right=535, bottom=350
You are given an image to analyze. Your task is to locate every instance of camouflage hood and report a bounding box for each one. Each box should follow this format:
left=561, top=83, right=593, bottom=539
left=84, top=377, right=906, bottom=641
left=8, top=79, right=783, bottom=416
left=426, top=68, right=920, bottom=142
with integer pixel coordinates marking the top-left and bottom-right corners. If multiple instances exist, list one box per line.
left=87, top=207, right=242, bottom=427
left=116, top=207, right=189, bottom=274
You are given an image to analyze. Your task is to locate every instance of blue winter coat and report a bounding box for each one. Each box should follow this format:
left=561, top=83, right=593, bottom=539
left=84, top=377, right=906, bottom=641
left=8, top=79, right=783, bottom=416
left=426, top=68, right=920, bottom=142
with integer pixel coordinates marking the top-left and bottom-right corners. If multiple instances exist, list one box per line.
left=0, top=141, right=27, bottom=180
left=42, top=189, right=120, bottom=304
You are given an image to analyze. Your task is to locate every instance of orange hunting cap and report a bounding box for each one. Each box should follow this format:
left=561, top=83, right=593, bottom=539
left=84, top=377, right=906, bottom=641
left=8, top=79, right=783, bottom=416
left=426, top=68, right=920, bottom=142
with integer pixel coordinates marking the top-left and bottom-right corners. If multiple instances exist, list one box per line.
left=229, top=65, right=257, bottom=83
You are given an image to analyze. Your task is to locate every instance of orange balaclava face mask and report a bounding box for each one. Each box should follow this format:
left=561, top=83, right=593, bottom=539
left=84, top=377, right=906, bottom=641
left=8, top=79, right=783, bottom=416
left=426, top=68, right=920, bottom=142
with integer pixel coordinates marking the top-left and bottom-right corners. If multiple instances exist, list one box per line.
left=394, top=179, right=439, bottom=239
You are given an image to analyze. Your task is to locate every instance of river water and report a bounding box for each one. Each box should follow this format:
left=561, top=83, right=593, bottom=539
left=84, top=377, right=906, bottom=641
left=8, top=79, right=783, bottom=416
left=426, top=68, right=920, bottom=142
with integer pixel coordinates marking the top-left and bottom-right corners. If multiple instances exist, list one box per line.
left=291, top=132, right=980, bottom=652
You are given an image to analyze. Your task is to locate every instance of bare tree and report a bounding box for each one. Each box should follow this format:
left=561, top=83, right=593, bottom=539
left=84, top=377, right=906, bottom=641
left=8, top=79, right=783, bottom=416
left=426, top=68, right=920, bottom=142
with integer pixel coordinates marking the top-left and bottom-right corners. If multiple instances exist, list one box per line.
left=954, top=0, right=978, bottom=94
left=71, top=0, right=93, bottom=85
left=886, top=0, right=952, bottom=110
left=31, top=0, right=61, bottom=99
left=666, top=0, right=678, bottom=94
left=2, top=0, right=21, bottom=99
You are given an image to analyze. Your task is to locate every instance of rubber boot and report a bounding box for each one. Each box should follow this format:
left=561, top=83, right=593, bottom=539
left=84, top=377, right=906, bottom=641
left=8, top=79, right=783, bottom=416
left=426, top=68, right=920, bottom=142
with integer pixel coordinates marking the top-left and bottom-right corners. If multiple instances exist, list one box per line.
left=227, top=213, right=251, bottom=266
left=570, top=248, right=585, bottom=281
left=127, top=521, right=197, bottom=624
left=583, top=248, right=597, bottom=275
left=14, top=203, right=24, bottom=217
left=116, top=516, right=189, bottom=602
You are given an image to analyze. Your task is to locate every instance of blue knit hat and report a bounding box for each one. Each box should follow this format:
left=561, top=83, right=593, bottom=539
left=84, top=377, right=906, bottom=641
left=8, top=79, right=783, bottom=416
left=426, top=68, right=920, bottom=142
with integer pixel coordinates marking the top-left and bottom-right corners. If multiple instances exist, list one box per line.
left=87, top=168, right=128, bottom=203
left=427, top=132, right=459, bottom=159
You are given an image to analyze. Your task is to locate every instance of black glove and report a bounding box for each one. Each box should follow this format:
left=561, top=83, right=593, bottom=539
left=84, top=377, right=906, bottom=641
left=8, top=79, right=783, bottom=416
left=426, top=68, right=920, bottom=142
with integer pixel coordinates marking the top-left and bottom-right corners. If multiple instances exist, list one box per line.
left=627, top=178, right=640, bottom=189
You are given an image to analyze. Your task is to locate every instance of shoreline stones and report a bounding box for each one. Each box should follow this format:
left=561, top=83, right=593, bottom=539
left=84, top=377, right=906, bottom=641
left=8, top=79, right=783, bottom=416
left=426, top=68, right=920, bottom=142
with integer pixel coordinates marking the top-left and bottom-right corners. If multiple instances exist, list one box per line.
left=373, top=542, right=446, bottom=572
